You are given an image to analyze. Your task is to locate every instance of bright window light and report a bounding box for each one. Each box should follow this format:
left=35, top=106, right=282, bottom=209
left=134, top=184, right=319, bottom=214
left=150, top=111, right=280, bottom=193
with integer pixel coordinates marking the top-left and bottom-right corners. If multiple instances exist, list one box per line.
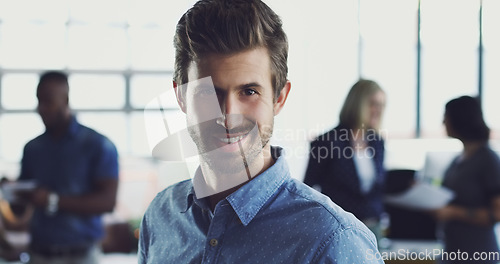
left=0, top=22, right=66, bottom=69
left=130, top=74, right=175, bottom=109
left=67, top=25, right=128, bottom=69
left=69, top=74, right=125, bottom=109
left=0, top=114, right=44, bottom=161
left=129, top=27, right=174, bottom=70
left=1, top=74, right=39, bottom=110
left=360, top=0, right=419, bottom=138
left=420, top=0, right=480, bottom=137
left=482, top=0, right=500, bottom=137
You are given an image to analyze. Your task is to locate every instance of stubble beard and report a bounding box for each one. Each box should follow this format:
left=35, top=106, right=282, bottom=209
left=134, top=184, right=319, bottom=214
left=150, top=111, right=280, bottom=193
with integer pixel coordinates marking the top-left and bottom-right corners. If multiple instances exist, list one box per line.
left=187, top=118, right=273, bottom=175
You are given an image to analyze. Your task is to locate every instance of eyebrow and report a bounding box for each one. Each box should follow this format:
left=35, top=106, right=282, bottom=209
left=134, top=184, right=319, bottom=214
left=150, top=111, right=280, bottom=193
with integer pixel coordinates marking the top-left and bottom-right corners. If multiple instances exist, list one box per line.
left=241, top=82, right=262, bottom=89
left=211, top=82, right=263, bottom=92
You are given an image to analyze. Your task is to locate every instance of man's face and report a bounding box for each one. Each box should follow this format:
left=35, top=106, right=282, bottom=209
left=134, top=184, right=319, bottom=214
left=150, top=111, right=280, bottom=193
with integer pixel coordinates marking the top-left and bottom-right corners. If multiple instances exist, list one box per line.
left=178, top=47, right=287, bottom=174
left=36, top=80, right=69, bottom=130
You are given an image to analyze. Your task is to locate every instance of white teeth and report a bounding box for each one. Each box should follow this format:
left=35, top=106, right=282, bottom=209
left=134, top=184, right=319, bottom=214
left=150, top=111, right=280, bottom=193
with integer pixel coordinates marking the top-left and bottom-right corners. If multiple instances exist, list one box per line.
left=219, top=135, right=244, bottom=144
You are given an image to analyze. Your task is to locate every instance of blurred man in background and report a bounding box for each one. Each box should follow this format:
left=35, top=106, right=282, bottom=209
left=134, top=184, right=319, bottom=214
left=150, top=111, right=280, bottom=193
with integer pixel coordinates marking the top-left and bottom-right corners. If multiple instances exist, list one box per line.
left=16, top=71, right=119, bottom=264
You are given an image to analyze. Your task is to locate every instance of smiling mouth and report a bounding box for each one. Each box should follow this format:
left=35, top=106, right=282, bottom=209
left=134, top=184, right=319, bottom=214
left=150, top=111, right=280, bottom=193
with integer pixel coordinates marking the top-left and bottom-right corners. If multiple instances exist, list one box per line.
left=217, top=133, right=247, bottom=144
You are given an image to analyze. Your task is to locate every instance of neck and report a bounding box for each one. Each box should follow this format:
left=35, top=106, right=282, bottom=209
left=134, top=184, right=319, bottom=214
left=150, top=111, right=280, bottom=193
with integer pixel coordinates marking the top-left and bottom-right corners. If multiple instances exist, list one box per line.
left=351, top=128, right=367, bottom=148
left=462, top=141, right=486, bottom=159
left=208, top=183, right=245, bottom=212
left=48, top=114, right=72, bottom=139
left=206, top=145, right=275, bottom=212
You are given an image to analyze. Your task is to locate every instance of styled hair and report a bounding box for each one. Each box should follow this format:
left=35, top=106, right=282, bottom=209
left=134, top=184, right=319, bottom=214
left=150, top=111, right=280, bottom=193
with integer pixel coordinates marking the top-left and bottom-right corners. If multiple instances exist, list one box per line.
left=173, top=0, right=288, bottom=100
left=39, top=71, right=69, bottom=86
left=339, top=79, right=384, bottom=130
left=445, top=96, right=489, bottom=142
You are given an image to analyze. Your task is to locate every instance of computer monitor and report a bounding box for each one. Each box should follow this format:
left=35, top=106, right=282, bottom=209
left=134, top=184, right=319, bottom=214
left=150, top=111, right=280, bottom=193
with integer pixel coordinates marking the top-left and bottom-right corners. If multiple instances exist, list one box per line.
left=418, top=151, right=459, bottom=185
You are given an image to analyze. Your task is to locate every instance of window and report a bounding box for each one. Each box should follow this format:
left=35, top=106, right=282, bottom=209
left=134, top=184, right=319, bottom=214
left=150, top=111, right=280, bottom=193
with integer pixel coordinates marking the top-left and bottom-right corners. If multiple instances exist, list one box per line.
left=0, top=22, right=66, bottom=69
left=130, top=74, right=175, bottom=109
left=0, top=0, right=193, bottom=162
left=482, top=0, right=500, bottom=138
left=420, top=0, right=480, bottom=137
left=0, top=114, right=44, bottom=161
left=360, top=0, right=418, bottom=138
left=1, top=74, right=39, bottom=110
left=1, top=0, right=499, bottom=163
left=129, top=27, right=174, bottom=70
left=277, top=0, right=360, bottom=134
left=67, top=25, right=128, bottom=70
left=69, top=74, right=126, bottom=109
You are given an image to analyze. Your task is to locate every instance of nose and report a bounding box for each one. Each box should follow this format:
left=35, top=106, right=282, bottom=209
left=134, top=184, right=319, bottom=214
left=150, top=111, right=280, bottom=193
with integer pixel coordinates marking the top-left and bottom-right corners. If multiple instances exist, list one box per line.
left=216, top=94, right=242, bottom=129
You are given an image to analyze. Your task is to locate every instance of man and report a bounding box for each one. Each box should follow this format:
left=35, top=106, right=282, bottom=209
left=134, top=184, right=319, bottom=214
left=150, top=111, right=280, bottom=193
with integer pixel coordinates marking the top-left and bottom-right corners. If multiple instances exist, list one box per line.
left=18, top=71, right=119, bottom=264
left=139, top=0, right=384, bottom=263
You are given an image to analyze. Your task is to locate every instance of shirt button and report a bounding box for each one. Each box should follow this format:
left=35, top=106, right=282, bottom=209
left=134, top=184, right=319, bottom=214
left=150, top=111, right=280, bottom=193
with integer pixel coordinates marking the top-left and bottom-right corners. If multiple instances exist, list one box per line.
left=209, top=238, right=218, bottom=247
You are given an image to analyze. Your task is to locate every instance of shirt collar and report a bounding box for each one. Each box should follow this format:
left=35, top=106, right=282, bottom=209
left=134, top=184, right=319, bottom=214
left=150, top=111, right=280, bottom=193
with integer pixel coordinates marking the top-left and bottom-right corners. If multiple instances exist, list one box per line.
left=42, top=115, right=79, bottom=139
left=227, top=147, right=289, bottom=225
left=184, top=147, right=290, bottom=226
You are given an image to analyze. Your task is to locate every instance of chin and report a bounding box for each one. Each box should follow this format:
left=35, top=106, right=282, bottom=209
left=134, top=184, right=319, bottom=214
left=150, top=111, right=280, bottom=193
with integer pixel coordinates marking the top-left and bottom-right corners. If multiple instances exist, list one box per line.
left=203, top=156, right=249, bottom=174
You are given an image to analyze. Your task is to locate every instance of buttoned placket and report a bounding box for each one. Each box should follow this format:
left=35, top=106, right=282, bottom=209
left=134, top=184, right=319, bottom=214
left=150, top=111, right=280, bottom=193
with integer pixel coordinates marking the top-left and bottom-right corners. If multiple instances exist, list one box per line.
left=201, top=201, right=237, bottom=263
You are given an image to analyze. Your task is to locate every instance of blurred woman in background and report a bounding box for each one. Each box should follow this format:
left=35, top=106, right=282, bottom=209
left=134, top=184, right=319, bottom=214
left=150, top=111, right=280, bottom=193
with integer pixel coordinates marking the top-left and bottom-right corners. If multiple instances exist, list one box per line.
left=304, top=79, right=387, bottom=240
left=434, top=95, right=500, bottom=264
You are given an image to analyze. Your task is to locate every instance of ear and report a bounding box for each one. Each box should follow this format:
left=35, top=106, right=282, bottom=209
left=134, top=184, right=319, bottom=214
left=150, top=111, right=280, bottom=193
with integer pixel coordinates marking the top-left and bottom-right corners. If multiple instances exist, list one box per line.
left=173, top=81, right=187, bottom=113
left=273, top=80, right=291, bottom=116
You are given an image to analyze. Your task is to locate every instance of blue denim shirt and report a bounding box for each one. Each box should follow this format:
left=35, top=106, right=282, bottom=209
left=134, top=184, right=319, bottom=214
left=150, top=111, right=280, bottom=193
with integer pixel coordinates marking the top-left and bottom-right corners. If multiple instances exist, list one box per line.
left=139, top=147, right=383, bottom=264
left=19, top=116, right=118, bottom=247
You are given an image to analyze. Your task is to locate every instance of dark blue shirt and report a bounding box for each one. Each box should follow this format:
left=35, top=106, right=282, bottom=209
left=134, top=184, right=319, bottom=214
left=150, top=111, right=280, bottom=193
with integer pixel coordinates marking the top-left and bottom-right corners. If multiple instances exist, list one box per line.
left=139, top=147, right=383, bottom=263
left=441, top=145, right=500, bottom=264
left=304, top=126, right=386, bottom=220
left=20, top=116, right=118, bottom=247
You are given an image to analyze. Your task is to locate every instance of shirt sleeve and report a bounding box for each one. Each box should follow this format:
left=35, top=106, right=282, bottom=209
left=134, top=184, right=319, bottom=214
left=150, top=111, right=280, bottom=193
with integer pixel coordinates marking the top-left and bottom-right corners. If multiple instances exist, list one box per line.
left=312, top=227, right=385, bottom=264
left=480, top=151, right=500, bottom=199
left=19, top=143, right=33, bottom=180
left=138, top=214, right=149, bottom=264
left=91, top=136, right=119, bottom=181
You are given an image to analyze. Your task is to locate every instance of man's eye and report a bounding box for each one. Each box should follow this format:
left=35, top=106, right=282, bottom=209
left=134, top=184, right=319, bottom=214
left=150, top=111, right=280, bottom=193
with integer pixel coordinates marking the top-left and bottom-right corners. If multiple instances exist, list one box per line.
left=243, top=89, right=257, bottom=96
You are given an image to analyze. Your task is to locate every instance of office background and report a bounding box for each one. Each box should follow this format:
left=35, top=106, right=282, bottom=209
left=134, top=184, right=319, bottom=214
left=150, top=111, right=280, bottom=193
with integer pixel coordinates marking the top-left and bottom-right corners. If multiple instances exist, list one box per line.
left=0, top=0, right=499, bottom=222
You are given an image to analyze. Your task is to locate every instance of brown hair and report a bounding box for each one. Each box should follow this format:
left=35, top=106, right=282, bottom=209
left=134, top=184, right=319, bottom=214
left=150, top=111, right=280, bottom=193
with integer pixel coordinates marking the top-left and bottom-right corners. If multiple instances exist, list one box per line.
left=173, top=0, right=288, bottom=100
left=339, top=79, right=384, bottom=130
